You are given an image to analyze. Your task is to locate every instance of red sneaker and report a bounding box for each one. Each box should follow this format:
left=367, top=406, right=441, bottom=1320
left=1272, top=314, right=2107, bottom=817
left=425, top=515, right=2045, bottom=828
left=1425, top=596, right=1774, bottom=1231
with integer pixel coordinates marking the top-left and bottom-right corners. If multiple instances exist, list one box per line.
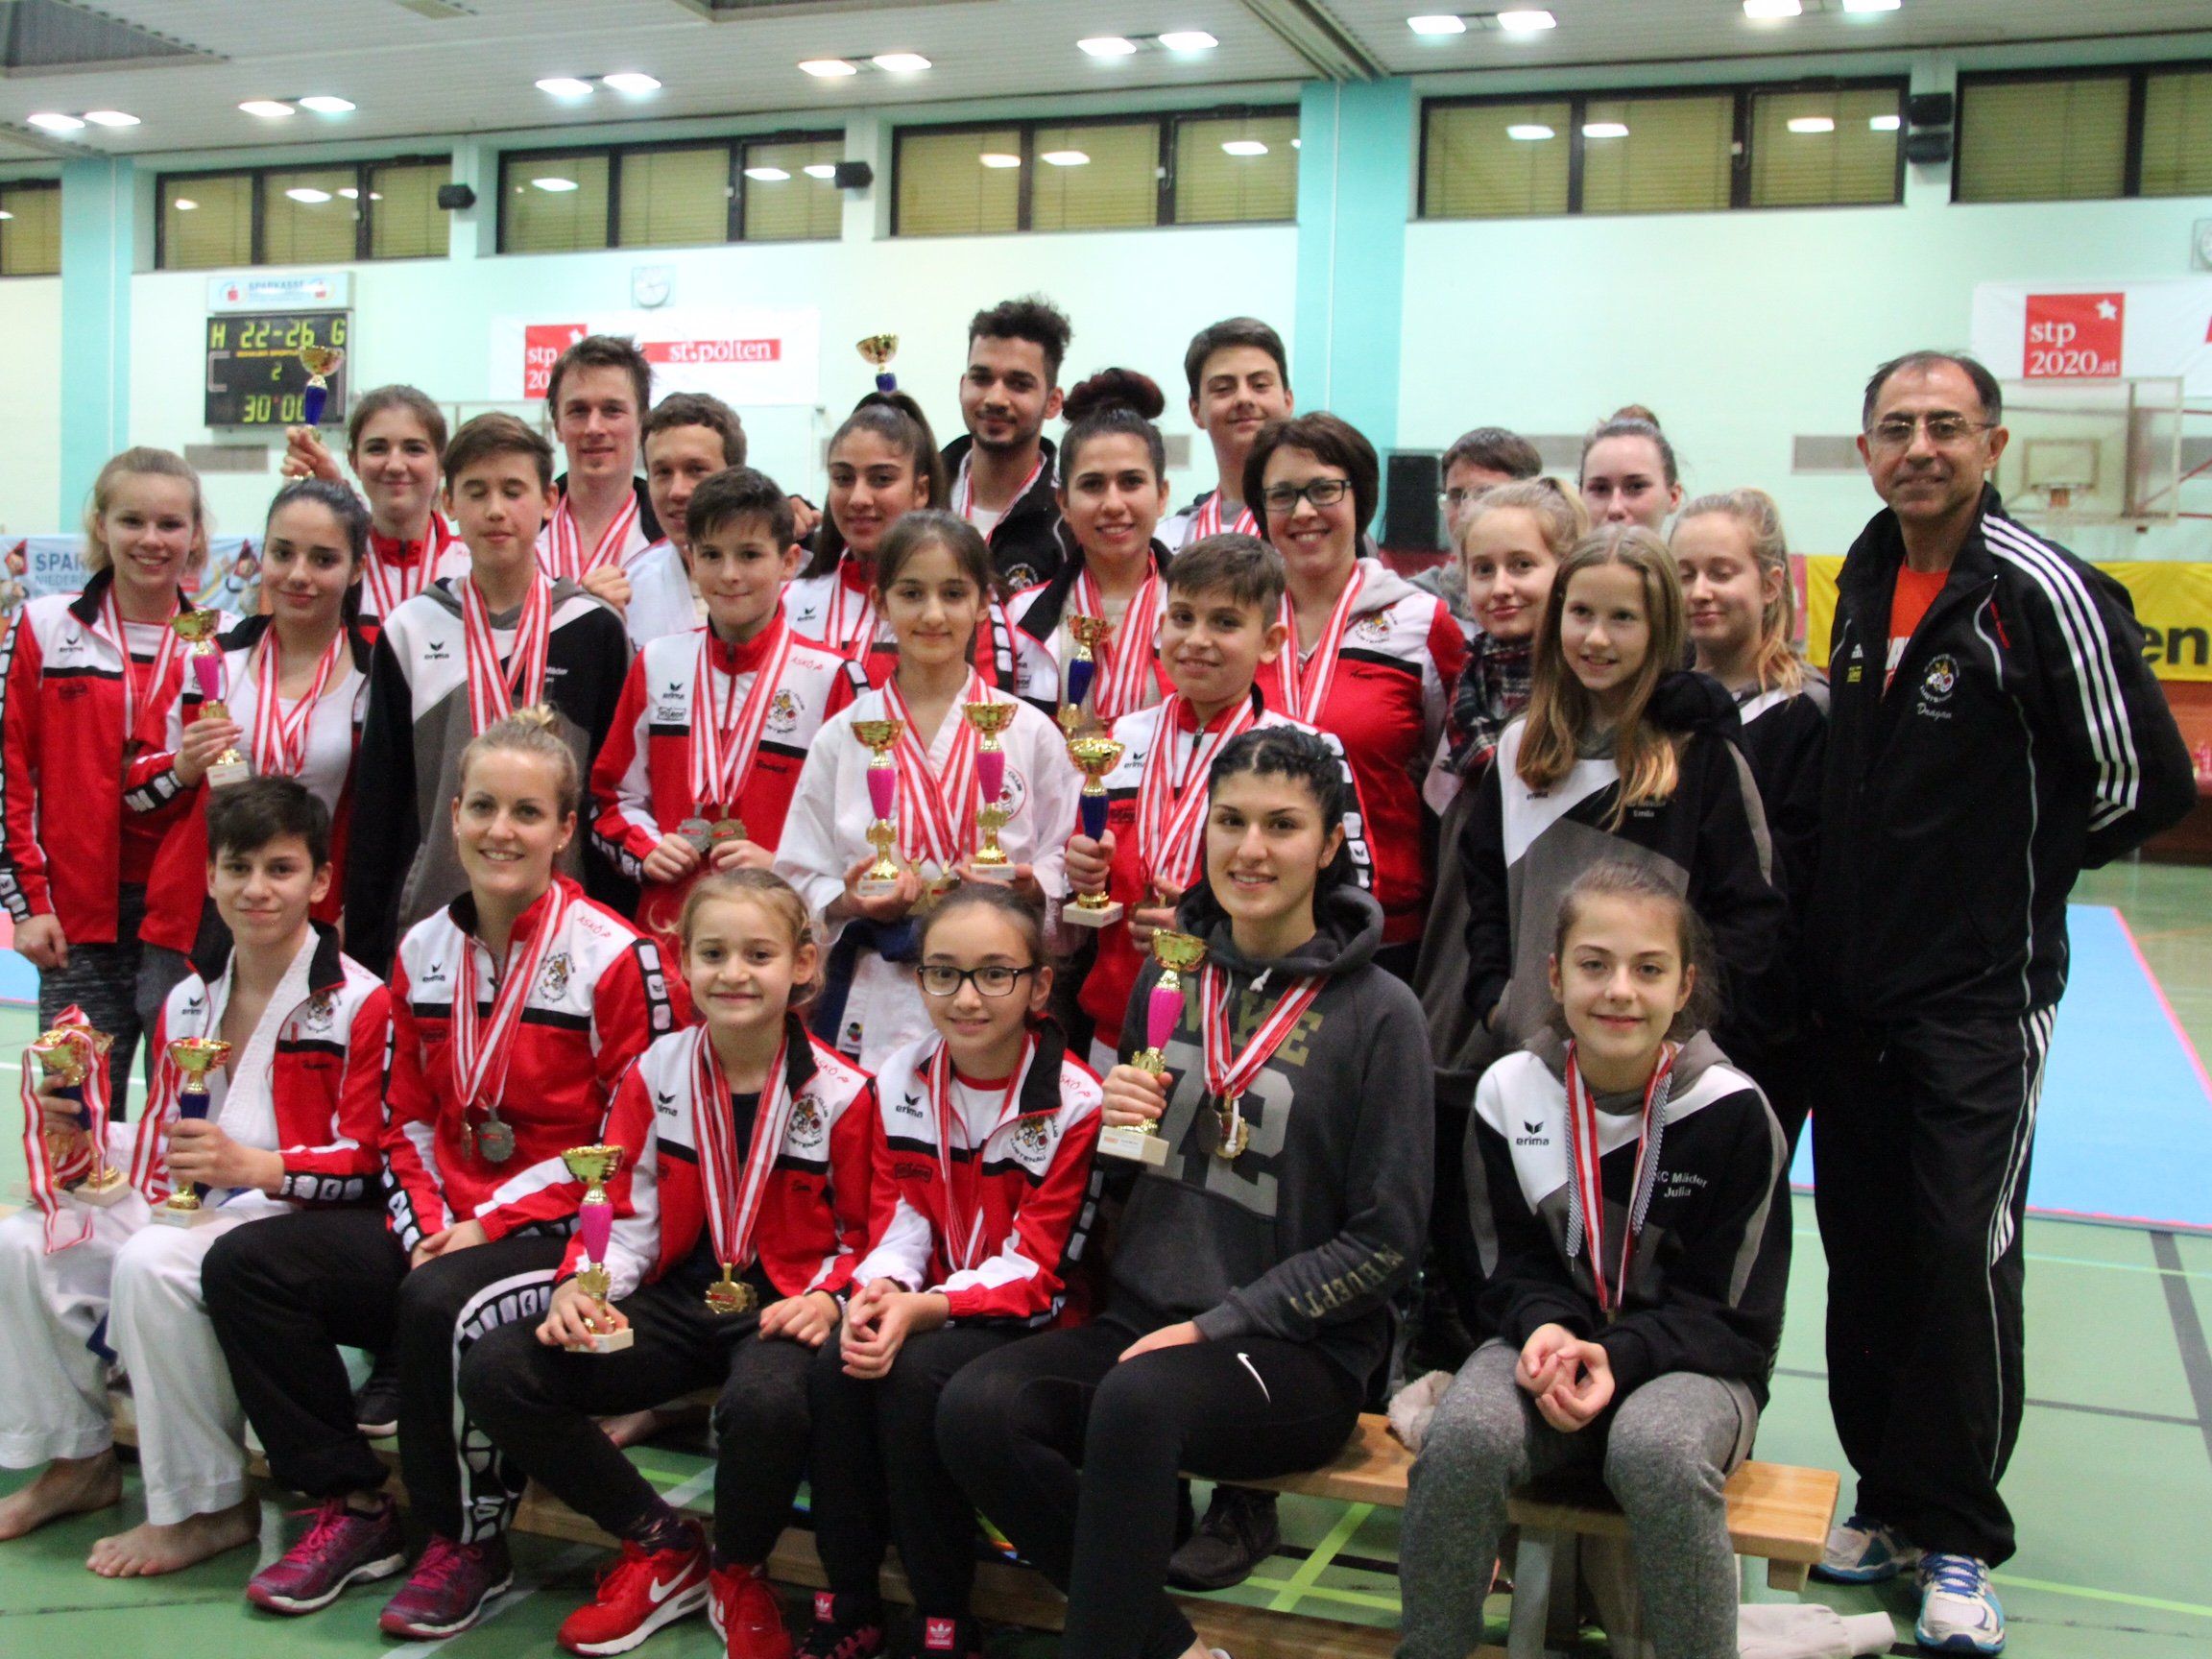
left=246, top=1497, right=406, bottom=1614
left=560, top=1525, right=711, bottom=1655
left=377, top=1533, right=514, bottom=1640
left=707, top=1562, right=793, bottom=1659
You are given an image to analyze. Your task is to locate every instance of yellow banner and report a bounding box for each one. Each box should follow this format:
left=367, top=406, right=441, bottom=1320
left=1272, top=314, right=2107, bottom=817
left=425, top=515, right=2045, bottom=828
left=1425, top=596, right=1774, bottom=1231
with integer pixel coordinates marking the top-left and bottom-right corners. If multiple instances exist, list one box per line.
left=1798, top=556, right=2212, bottom=683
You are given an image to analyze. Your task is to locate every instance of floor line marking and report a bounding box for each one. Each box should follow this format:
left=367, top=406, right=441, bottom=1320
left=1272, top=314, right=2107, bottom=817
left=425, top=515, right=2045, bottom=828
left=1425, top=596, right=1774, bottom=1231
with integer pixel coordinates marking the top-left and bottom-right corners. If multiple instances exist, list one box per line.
left=1263, top=1501, right=1373, bottom=1615
left=1990, top=1574, right=2212, bottom=1620
left=420, top=1542, right=605, bottom=1654
left=1769, top=1367, right=2200, bottom=1428
left=2109, top=905, right=2212, bottom=1107
left=1240, top=1570, right=1400, bottom=1614
left=1790, top=1228, right=2212, bottom=1282
left=2150, top=1231, right=2212, bottom=1473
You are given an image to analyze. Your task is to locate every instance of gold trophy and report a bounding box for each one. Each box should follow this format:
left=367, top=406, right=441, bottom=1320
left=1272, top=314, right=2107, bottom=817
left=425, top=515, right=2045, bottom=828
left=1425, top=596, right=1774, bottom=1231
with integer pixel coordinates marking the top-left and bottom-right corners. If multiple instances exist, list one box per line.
left=300, top=343, right=347, bottom=426
left=963, top=701, right=1019, bottom=884
left=1103, top=930, right=1208, bottom=1166
left=30, top=1022, right=127, bottom=1205
left=1062, top=736, right=1126, bottom=928
left=1061, top=613, right=1114, bottom=737
left=562, top=1144, right=635, bottom=1354
left=154, top=1035, right=233, bottom=1227
left=856, top=333, right=900, bottom=393
left=854, top=719, right=906, bottom=899
left=171, top=610, right=249, bottom=788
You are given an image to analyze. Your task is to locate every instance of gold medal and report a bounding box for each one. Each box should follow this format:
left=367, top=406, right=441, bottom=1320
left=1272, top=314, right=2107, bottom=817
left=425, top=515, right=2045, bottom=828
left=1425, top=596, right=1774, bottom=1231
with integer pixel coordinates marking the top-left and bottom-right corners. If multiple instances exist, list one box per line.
left=1214, top=1094, right=1251, bottom=1161
left=709, top=817, right=748, bottom=846
left=706, top=1266, right=757, bottom=1315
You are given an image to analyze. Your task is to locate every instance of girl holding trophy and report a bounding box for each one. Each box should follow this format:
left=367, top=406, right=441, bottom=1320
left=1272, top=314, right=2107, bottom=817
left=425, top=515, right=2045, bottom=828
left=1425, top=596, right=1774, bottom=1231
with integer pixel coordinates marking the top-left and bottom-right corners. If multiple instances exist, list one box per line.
left=201, top=709, right=678, bottom=1638
left=777, top=511, right=1078, bottom=1070
left=939, top=727, right=1433, bottom=1659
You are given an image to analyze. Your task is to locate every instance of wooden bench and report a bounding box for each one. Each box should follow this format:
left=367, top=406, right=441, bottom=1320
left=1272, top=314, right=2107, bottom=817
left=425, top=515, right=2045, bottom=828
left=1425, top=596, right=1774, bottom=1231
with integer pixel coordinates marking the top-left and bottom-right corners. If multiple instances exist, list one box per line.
left=110, top=1392, right=1835, bottom=1659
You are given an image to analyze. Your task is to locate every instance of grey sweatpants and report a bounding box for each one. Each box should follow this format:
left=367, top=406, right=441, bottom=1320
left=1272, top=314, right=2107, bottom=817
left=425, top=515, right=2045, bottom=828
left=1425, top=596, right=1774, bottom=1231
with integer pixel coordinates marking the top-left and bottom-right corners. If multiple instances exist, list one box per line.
left=1398, top=1341, right=1757, bottom=1659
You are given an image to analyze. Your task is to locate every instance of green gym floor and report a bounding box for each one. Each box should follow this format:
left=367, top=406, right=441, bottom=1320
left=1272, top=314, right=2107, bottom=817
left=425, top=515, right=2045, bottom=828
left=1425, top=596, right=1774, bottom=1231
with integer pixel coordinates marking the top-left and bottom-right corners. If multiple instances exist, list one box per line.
left=3, top=860, right=2210, bottom=1658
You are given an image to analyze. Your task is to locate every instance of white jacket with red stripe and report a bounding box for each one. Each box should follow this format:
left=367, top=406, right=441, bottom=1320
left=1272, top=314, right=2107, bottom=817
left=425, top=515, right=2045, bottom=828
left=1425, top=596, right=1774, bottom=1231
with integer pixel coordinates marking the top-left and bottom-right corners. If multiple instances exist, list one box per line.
left=382, top=878, right=682, bottom=1248
left=855, top=1027, right=1101, bottom=1328
left=560, top=1019, right=878, bottom=1302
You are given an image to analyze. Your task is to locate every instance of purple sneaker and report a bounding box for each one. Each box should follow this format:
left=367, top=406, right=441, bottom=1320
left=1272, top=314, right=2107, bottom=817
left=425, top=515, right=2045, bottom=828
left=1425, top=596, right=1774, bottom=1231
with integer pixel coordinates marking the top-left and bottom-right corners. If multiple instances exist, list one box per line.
left=247, top=1497, right=407, bottom=1614
left=378, top=1533, right=515, bottom=1639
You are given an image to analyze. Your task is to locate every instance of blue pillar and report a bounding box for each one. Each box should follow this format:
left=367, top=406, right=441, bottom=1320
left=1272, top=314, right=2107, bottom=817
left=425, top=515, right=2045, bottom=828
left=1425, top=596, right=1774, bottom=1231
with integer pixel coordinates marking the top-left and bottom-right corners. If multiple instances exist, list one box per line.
left=1293, top=78, right=1412, bottom=457
left=59, top=156, right=134, bottom=524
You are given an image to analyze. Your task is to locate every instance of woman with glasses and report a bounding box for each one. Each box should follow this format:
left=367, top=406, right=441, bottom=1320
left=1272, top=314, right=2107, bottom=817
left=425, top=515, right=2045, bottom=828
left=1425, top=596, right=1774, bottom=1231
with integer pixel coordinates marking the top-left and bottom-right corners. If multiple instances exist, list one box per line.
left=1245, top=413, right=1466, bottom=980
left=805, top=883, right=1103, bottom=1659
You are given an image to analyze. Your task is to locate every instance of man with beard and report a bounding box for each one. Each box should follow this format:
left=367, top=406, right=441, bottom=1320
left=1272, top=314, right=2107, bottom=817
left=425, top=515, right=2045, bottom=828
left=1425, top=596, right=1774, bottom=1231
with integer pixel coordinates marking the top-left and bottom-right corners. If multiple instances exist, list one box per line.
left=944, top=295, right=1073, bottom=590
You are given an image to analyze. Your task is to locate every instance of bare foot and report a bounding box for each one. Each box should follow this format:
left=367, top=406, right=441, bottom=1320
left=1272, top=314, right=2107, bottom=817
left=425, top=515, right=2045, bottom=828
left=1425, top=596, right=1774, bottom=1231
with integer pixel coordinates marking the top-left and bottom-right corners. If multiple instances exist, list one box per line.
left=86, top=1499, right=257, bottom=1577
left=0, top=1453, right=123, bottom=1540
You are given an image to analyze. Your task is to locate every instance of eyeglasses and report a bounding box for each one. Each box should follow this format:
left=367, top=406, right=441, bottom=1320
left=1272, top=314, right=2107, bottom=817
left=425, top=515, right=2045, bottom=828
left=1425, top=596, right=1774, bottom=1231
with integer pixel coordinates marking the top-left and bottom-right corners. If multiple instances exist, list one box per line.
left=918, top=963, right=1037, bottom=998
left=1864, top=413, right=1995, bottom=449
left=1438, top=487, right=1489, bottom=513
left=1260, top=478, right=1352, bottom=514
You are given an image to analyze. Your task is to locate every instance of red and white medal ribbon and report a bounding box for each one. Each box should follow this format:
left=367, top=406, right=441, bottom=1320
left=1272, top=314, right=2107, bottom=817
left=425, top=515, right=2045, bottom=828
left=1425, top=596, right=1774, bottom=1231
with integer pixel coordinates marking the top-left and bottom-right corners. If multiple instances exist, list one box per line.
left=1074, top=566, right=1163, bottom=723
left=461, top=573, right=552, bottom=733
left=1135, top=695, right=1260, bottom=894
left=956, top=452, right=1046, bottom=535
left=100, top=588, right=184, bottom=746
left=543, top=492, right=640, bottom=582
left=691, top=1022, right=796, bottom=1279
left=688, top=619, right=795, bottom=814
left=1199, top=964, right=1323, bottom=1118
left=364, top=517, right=454, bottom=617
left=925, top=1033, right=1036, bottom=1273
left=450, top=883, right=570, bottom=1133
left=249, top=628, right=349, bottom=779
left=1190, top=492, right=1259, bottom=541
left=18, top=1010, right=114, bottom=1253
left=822, top=559, right=878, bottom=656
left=881, top=675, right=985, bottom=875
left=1562, top=1039, right=1677, bottom=1317
left=1269, top=566, right=1365, bottom=725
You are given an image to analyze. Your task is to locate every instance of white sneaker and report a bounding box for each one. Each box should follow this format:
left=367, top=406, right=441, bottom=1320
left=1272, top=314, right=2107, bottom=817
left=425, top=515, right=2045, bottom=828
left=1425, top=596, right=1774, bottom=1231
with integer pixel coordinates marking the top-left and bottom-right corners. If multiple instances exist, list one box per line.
left=1916, top=1553, right=2006, bottom=1655
left=1814, top=1511, right=1923, bottom=1584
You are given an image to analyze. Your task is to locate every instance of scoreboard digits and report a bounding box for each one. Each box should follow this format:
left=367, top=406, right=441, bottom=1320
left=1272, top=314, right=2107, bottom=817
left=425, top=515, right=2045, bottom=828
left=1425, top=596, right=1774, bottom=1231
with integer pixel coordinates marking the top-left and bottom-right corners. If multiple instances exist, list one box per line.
left=204, top=311, right=350, bottom=428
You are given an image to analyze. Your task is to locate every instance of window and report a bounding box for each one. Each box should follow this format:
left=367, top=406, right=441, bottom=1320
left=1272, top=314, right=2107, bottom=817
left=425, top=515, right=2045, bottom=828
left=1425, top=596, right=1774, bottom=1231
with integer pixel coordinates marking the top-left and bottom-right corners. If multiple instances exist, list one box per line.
left=1956, top=63, right=2212, bottom=203
left=619, top=146, right=728, bottom=248
left=504, top=153, right=613, bottom=253
left=893, top=107, right=1298, bottom=235
left=498, top=133, right=841, bottom=253
left=0, top=180, right=60, bottom=276
left=2141, top=68, right=2212, bottom=197
left=740, top=135, right=844, bottom=242
left=1422, top=78, right=1905, bottom=218
left=156, top=157, right=450, bottom=269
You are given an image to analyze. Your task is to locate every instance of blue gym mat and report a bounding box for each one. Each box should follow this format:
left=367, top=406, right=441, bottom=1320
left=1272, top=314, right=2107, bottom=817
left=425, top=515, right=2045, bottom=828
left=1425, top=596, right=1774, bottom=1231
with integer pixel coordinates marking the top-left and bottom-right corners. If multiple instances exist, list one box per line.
left=1791, top=903, right=2212, bottom=1233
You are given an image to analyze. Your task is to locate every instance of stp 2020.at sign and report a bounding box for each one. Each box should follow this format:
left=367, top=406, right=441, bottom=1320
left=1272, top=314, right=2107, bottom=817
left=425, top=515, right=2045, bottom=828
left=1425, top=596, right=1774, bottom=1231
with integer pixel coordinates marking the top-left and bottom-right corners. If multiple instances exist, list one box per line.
left=1972, top=279, right=2212, bottom=394
left=497, top=309, right=819, bottom=406
left=2023, top=293, right=2124, bottom=378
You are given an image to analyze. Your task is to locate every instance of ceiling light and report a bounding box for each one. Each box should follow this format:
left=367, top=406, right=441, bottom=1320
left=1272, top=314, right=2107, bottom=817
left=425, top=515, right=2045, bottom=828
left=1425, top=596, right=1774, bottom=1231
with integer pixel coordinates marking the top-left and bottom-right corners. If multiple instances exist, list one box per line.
left=798, top=58, right=857, bottom=77
left=298, top=95, right=355, bottom=113
left=1078, top=36, right=1139, bottom=56
left=1842, top=0, right=1902, bottom=10
left=1222, top=138, right=1270, bottom=156
left=803, top=162, right=838, bottom=179
left=601, top=72, right=661, bottom=93
left=978, top=152, right=1022, bottom=169
left=535, top=77, right=593, bottom=97
left=1582, top=121, right=1629, bottom=138
left=1869, top=112, right=1902, bottom=131
left=1742, top=0, right=1802, bottom=14
left=1506, top=123, right=1555, bottom=140
left=872, top=52, right=930, bottom=72
left=82, top=109, right=140, bottom=127
left=0, top=210, right=12, bottom=220
left=173, top=198, right=198, bottom=211
left=1407, top=14, right=1468, bottom=35
left=744, top=166, right=790, bottom=181
left=1040, top=149, right=1090, bottom=166
left=1787, top=115, right=1836, bottom=133
left=1497, top=10, right=1557, bottom=31
left=1159, top=30, right=1218, bottom=50
left=338, top=187, right=359, bottom=199
left=284, top=187, right=333, bottom=204
left=28, top=111, right=85, bottom=131
left=531, top=176, right=580, bottom=192
left=238, top=100, right=295, bottom=118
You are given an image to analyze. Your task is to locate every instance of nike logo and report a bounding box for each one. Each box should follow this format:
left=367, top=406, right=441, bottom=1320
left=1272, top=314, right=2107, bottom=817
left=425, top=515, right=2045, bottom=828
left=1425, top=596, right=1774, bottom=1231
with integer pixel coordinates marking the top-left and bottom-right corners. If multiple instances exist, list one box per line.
left=1237, top=1352, right=1270, bottom=1402
left=646, top=1573, right=688, bottom=1605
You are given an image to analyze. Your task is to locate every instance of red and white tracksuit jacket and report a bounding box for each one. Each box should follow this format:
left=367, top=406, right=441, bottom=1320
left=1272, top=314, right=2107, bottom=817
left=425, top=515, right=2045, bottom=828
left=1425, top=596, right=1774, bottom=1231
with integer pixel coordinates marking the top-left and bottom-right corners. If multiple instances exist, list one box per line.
left=782, top=557, right=1061, bottom=712
left=125, top=924, right=392, bottom=1207
left=125, top=616, right=371, bottom=954
left=561, top=1018, right=878, bottom=1302
left=382, top=878, right=684, bottom=1249
left=589, top=616, right=854, bottom=950
left=855, top=1027, right=1101, bottom=1328
left=1259, top=559, right=1465, bottom=947
left=0, top=574, right=212, bottom=942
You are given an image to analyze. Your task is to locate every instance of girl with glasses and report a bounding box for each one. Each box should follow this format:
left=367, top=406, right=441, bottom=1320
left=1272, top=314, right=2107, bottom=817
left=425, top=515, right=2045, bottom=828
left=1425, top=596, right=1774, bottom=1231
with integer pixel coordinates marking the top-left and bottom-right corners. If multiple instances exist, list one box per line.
left=804, top=883, right=1102, bottom=1659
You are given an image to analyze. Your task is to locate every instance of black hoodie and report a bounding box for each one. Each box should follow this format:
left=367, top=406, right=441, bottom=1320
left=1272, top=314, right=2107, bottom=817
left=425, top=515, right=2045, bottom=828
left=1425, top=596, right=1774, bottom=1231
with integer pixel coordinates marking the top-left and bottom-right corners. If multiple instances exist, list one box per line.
left=942, top=433, right=1066, bottom=591
left=1108, top=884, right=1433, bottom=1386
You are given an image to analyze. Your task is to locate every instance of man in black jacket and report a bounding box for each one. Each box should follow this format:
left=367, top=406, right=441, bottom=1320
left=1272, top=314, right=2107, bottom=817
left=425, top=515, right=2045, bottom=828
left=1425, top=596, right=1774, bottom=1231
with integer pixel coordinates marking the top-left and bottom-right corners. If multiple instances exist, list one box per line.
left=942, top=295, right=1070, bottom=590
left=1803, top=351, right=2192, bottom=1655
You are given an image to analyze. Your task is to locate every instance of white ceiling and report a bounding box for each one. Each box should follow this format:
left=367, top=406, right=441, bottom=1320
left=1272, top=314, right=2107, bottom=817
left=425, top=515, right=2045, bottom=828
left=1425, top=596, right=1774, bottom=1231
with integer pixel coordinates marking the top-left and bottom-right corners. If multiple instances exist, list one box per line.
left=0, top=0, right=2203, bottom=167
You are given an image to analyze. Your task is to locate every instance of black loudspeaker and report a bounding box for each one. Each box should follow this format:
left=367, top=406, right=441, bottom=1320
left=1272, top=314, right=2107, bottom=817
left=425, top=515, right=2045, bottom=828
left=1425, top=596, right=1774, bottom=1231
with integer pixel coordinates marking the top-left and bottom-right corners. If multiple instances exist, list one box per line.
left=830, top=159, right=875, bottom=190
left=1904, top=129, right=1954, bottom=165
left=435, top=183, right=476, bottom=210
left=1906, top=91, right=1956, bottom=129
left=1382, top=451, right=1443, bottom=553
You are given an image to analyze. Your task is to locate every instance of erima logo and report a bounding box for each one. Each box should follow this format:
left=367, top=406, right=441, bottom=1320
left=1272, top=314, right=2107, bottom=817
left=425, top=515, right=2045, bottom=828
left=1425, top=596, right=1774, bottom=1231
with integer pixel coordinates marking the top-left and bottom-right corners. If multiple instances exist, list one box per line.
left=895, top=1090, right=926, bottom=1118
left=420, top=961, right=448, bottom=983
left=662, top=681, right=684, bottom=700
left=423, top=637, right=451, bottom=661
left=1514, top=1118, right=1548, bottom=1146
left=655, top=1089, right=679, bottom=1114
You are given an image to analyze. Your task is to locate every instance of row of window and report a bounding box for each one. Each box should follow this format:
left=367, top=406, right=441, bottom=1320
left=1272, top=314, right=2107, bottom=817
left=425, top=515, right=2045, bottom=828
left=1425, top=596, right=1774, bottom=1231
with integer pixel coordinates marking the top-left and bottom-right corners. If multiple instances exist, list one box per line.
left=0, top=180, right=59, bottom=276
left=500, top=132, right=845, bottom=253
left=156, top=157, right=449, bottom=270
left=1955, top=65, right=2212, bottom=203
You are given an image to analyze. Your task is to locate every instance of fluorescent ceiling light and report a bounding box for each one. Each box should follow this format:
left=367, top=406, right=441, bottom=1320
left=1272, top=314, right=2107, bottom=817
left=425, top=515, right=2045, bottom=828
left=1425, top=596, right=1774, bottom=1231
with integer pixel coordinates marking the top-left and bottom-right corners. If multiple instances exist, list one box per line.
left=238, top=99, right=295, bottom=118
left=173, top=198, right=198, bottom=211
left=1787, top=115, right=1836, bottom=133
left=872, top=52, right=930, bottom=72
left=601, top=72, right=661, bottom=94
left=1869, top=112, right=1903, bottom=131
left=978, top=152, right=1022, bottom=169
left=0, top=210, right=12, bottom=220
left=1221, top=138, right=1270, bottom=156
left=1407, top=14, right=1467, bottom=35
left=1497, top=10, right=1557, bottom=31
left=531, top=176, right=580, bottom=192
left=1842, top=0, right=1902, bottom=10
left=1506, top=123, right=1555, bottom=140
left=338, top=187, right=359, bottom=199
left=28, top=111, right=85, bottom=132
left=744, top=166, right=790, bottom=181
left=798, top=58, right=857, bottom=77
left=1040, top=149, right=1090, bottom=166
left=1582, top=121, right=1629, bottom=138
left=83, top=109, right=140, bottom=127
left=1077, top=36, right=1139, bottom=57
left=284, top=187, right=333, bottom=204
left=1159, top=30, right=1217, bottom=50
left=535, top=77, right=593, bottom=97
left=1742, top=0, right=1802, bottom=14
left=803, top=162, right=838, bottom=179
left=298, top=95, right=355, bottom=113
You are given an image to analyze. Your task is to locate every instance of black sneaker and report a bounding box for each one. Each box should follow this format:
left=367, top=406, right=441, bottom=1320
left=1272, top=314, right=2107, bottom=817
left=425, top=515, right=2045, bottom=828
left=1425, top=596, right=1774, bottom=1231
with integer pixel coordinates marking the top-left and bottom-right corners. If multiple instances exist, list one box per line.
left=353, top=1352, right=399, bottom=1440
left=798, top=1590, right=887, bottom=1659
left=1166, top=1486, right=1280, bottom=1592
left=911, top=1612, right=982, bottom=1659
